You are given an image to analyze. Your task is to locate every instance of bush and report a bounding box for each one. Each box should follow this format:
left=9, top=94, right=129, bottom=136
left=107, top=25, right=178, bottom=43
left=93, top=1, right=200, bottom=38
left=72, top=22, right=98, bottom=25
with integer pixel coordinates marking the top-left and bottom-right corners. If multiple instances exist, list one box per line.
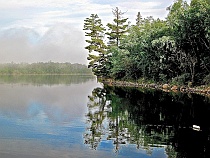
left=202, top=74, right=210, bottom=85
left=171, top=73, right=191, bottom=85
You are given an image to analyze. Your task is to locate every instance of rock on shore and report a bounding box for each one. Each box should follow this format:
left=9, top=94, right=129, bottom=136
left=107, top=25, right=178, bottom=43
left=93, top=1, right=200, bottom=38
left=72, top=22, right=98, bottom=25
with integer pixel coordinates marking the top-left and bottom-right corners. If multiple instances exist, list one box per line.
left=101, top=78, right=210, bottom=97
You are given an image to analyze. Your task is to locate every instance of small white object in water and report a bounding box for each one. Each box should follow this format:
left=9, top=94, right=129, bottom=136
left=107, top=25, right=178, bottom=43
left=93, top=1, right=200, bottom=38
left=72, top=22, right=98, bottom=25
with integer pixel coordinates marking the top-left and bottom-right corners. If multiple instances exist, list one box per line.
left=193, top=125, right=201, bottom=131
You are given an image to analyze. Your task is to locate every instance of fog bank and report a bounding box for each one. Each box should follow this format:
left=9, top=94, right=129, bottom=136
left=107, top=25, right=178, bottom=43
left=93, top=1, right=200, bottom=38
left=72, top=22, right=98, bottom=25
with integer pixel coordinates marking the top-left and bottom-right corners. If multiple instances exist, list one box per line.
left=0, top=24, right=88, bottom=64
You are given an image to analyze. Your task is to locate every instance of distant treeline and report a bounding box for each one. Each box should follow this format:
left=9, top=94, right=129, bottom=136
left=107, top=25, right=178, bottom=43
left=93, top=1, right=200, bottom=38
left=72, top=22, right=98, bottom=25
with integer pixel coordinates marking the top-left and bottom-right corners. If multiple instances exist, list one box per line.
left=0, top=62, right=92, bottom=75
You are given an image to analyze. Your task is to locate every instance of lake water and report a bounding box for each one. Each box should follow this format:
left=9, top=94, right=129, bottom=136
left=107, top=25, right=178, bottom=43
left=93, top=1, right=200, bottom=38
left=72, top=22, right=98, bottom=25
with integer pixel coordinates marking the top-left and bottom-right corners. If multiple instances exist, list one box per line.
left=0, top=75, right=210, bottom=158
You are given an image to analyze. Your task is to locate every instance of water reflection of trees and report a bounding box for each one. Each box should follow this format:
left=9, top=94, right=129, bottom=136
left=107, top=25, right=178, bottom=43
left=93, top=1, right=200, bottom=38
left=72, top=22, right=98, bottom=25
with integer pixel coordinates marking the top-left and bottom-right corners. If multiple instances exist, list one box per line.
left=84, top=86, right=210, bottom=157
left=0, top=75, right=94, bottom=86
left=84, top=87, right=109, bottom=149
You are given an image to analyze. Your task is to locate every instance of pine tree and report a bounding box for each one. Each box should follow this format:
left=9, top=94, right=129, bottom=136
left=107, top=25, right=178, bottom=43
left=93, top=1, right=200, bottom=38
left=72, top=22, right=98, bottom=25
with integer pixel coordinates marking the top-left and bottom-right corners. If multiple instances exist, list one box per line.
left=106, top=7, right=129, bottom=47
left=83, top=14, right=108, bottom=76
left=136, top=12, right=143, bottom=26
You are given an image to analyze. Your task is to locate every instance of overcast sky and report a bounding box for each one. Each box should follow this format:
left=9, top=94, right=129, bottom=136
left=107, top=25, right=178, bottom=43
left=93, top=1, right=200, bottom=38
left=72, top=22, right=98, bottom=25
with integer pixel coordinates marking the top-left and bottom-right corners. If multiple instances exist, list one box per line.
left=0, top=0, right=191, bottom=65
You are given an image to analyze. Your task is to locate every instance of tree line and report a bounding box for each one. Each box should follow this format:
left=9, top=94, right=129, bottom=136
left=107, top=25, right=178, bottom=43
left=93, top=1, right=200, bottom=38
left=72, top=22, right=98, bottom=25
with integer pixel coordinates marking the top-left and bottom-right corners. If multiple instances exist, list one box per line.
left=83, top=0, right=210, bottom=86
left=0, top=62, right=92, bottom=75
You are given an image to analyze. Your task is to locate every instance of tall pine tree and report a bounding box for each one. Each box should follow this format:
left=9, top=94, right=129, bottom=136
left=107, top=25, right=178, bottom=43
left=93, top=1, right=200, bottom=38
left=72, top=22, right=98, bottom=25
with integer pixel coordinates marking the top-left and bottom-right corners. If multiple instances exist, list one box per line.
left=83, top=14, right=108, bottom=76
left=106, top=7, right=129, bottom=47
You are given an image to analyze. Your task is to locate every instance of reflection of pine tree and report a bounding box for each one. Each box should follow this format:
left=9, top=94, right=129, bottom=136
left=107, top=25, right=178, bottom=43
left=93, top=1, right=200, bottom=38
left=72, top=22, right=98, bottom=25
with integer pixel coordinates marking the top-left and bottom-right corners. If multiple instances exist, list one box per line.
left=107, top=96, right=130, bottom=152
left=84, top=87, right=111, bottom=149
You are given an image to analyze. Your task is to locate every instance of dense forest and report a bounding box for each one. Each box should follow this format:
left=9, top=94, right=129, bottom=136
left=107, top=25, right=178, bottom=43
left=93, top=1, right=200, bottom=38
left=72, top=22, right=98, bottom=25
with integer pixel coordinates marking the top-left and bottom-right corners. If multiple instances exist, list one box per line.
left=83, top=0, right=210, bottom=86
left=0, top=62, right=92, bottom=75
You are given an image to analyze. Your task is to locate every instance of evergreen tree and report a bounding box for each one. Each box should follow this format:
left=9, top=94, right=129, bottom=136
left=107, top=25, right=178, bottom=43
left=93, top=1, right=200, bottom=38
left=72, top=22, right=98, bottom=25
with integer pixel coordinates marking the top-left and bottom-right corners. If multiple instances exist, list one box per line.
left=83, top=14, right=108, bottom=76
left=106, top=7, right=129, bottom=47
left=136, top=12, right=143, bottom=26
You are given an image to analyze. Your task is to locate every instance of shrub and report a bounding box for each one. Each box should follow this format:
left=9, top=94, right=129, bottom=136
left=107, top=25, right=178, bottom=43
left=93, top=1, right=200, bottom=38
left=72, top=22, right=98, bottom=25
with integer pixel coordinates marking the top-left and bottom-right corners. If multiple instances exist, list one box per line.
left=171, top=73, right=191, bottom=85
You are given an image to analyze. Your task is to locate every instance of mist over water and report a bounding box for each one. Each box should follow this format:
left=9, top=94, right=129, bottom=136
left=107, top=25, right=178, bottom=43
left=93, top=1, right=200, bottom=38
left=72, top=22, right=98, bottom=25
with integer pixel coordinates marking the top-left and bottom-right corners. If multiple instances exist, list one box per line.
left=0, top=24, right=88, bottom=64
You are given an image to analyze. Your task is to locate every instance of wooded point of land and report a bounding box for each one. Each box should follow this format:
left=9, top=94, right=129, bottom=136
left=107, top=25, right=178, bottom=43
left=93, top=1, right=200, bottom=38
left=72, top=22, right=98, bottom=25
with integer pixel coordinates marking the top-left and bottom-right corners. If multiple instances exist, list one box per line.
left=84, top=0, right=210, bottom=86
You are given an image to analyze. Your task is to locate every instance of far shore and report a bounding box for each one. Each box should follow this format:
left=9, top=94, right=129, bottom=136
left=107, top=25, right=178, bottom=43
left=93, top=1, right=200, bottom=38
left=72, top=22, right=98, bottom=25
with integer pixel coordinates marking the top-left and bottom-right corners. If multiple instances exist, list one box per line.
left=0, top=73, right=94, bottom=76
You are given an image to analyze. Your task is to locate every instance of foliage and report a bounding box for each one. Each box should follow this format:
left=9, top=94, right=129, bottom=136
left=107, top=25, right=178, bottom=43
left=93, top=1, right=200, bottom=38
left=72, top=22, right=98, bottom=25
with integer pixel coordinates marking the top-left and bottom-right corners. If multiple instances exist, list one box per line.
left=202, top=74, right=210, bottom=85
left=171, top=73, right=191, bottom=85
left=83, top=14, right=108, bottom=76
left=168, top=0, right=210, bottom=84
left=0, top=62, right=92, bottom=75
left=106, top=7, right=129, bottom=47
left=136, top=12, right=143, bottom=26
left=84, top=0, right=210, bottom=85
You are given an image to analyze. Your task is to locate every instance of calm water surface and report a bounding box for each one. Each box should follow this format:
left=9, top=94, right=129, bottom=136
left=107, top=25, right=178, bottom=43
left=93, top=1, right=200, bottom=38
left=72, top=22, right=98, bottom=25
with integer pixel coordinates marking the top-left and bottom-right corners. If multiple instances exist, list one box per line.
left=0, top=75, right=210, bottom=158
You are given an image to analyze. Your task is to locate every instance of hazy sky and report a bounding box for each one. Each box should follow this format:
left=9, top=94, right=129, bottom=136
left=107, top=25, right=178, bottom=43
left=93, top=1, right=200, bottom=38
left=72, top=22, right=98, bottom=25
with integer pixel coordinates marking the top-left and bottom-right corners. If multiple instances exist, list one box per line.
left=0, top=0, right=191, bottom=64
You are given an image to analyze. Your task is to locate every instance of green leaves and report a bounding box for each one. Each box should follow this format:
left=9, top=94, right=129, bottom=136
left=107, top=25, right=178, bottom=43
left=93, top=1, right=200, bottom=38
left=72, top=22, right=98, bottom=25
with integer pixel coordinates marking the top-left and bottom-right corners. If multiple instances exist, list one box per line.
left=84, top=2, right=210, bottom=85
left=170, top=0, right=210, bottom=83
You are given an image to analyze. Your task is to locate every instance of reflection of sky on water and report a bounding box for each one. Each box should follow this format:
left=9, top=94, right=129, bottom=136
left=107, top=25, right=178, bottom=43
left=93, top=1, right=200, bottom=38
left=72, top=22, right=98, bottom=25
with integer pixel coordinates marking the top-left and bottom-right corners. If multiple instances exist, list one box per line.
left=0, top=80, right=167, bottom=158
left=98, top=140, right=167, bottom=158
left=0, top=107, right=81, bottom=146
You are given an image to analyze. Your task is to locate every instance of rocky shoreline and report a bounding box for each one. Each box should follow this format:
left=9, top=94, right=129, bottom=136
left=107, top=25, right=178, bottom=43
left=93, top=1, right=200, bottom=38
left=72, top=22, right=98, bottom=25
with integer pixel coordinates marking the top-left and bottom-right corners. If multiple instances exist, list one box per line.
left=101, top=79, right=210, bottom=97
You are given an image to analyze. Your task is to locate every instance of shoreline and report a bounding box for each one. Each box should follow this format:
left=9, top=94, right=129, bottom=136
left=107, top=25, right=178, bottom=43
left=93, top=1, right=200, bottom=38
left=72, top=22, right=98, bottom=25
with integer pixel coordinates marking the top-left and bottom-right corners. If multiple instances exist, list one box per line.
left=0, top=73, right=94, bottom=76
left=100, top=78, right=210, bottom=97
